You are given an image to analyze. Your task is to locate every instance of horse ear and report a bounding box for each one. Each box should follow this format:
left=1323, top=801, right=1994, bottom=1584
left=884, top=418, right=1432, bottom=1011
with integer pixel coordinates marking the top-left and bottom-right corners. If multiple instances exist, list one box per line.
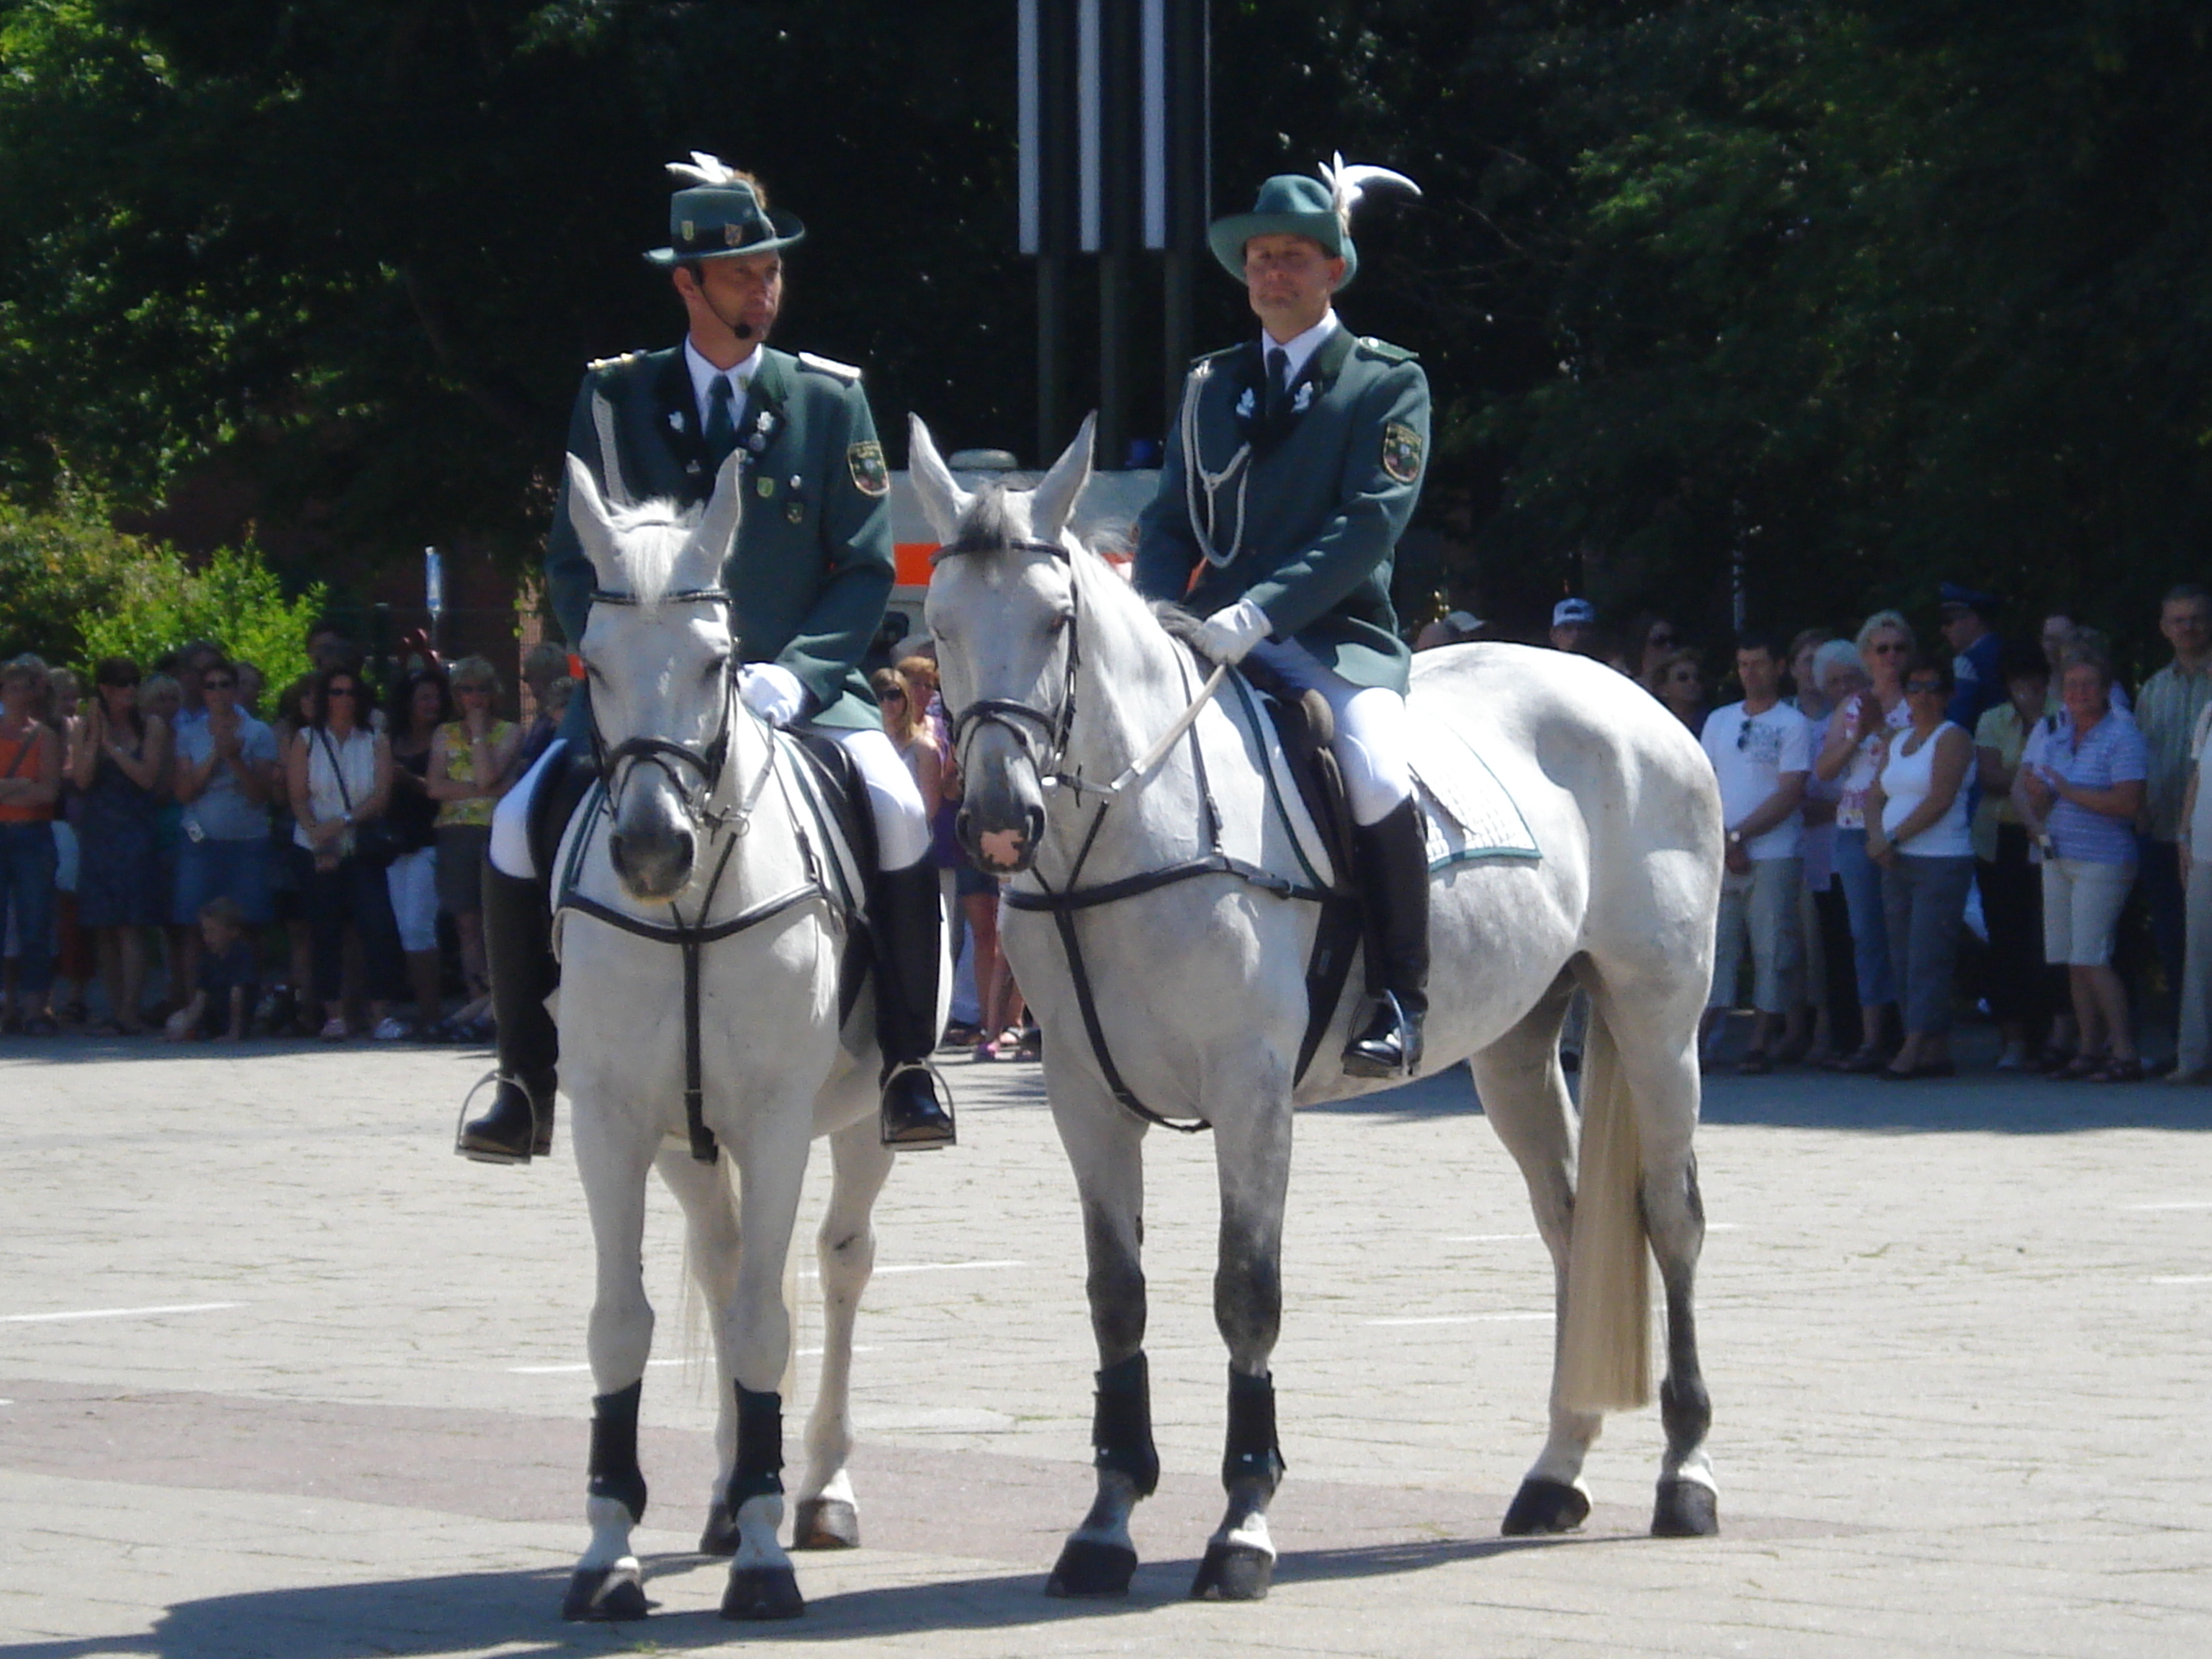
left=1028, top=412, right=1095, bottom=544
left=907, top=415, right=972, bottom=544
left=685, top=448, right=746, bottom=584
left=565, top=455, right=624, bottom=588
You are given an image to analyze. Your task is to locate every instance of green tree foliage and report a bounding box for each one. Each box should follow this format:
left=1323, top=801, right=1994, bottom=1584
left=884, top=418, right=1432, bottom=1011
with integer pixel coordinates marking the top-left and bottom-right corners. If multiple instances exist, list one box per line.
left=0, top=487, right=323, bottom=684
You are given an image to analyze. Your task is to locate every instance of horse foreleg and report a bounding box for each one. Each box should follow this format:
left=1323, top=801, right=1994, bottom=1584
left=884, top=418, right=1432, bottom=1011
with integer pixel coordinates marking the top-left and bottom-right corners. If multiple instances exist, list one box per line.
left=792, top=1116, right=894, bottom=1551
left=716, top=1111, right=814, bottom=1622
left=1192, top=1066, right=1294, bottom=1602
left=1044, top=1089, right=1154, bottom=1599
left=562, top=1112, right=657, bottom=1622
left=652, top=1143, right=747, bottom=1557
left=1470, top=982, right=1605, bottom=1536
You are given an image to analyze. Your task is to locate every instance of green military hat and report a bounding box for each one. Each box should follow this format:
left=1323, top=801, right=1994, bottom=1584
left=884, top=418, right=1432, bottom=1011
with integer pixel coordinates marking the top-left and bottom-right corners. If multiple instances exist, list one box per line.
left=644, top=152, right=806, bottom=267
left=1205, top=153, right=1421, bottom=290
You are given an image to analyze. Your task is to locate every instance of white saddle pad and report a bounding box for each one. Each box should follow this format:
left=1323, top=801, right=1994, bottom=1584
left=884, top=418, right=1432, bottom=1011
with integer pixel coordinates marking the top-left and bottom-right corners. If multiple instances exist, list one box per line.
left=1408, top=708, right=1541, bottom=867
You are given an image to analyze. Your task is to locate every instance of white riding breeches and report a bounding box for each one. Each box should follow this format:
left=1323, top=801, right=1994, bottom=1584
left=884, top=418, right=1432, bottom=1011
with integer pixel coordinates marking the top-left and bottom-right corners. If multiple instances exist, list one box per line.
left=488, top=725, right=931, bottom=881
left=1244, top=638, right=1414, bottom=827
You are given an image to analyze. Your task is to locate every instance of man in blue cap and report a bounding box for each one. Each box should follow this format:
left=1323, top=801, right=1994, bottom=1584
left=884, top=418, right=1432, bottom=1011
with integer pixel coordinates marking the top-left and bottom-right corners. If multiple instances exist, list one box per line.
left=1134, top=156, right=1433, bottom=1077
left=1939, top=583, right=2005, bottom=732
left=457, top=154, right=955, bottom=1164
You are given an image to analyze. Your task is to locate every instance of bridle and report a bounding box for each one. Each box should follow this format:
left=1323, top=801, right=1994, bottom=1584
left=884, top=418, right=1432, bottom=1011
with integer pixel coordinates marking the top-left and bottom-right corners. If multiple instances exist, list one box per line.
left=933, top=537, right=1093, bottom=796
left=586, top=586, right=750, bottom=831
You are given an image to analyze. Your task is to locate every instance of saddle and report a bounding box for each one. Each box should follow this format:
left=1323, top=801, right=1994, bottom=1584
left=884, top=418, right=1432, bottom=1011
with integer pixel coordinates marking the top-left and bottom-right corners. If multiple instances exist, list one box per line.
left=1231, top=659, right=1367, bottom=1085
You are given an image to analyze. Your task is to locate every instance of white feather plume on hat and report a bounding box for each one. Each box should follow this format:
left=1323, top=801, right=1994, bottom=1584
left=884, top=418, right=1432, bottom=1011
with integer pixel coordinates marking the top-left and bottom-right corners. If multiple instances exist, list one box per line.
left=1318, top=152, right=1421, bottom=234
left=667, top=151, right=742, bottom=187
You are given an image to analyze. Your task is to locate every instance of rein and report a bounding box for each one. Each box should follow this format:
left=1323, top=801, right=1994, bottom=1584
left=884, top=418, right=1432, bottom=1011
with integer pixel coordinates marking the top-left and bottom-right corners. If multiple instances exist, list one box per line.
left=936, top=536, right=1336, bottom=1136
left=563, top=585, right=837, bottom=1164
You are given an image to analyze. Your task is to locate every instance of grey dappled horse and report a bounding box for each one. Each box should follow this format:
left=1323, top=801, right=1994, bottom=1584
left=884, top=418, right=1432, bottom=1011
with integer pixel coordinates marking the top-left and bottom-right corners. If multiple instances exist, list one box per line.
left=912, top=415, right=1725, bottom=1601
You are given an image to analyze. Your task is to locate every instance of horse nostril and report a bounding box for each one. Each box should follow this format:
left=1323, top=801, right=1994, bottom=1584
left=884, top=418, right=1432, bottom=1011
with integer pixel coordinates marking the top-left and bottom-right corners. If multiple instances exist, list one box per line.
left=1024, top=804, right=1045, bottom=847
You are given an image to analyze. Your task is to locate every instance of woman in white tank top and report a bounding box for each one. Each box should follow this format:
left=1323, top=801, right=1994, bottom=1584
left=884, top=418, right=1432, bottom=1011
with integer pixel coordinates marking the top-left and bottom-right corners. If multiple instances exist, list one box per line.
left=1866, top=654, right=1976, bottom=1077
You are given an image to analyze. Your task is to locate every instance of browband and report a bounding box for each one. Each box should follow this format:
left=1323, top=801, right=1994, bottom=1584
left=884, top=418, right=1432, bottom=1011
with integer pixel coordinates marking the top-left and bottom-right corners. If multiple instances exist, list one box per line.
left=931, top=537, right=1070, bottom=566
left=591, top=588, right=729, bottom=607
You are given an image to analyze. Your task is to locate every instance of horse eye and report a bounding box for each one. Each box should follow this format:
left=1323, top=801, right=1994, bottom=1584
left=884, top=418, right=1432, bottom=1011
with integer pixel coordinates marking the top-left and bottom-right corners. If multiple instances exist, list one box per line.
left=1048, top=611, right=1071, bottom=636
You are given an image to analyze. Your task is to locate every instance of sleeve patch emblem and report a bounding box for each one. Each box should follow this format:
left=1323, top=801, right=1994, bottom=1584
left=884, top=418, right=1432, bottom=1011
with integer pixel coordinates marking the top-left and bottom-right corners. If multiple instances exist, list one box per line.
left=1382, top=423, right=1424, bottom=485
left=848, top=439, right=890, bottom=498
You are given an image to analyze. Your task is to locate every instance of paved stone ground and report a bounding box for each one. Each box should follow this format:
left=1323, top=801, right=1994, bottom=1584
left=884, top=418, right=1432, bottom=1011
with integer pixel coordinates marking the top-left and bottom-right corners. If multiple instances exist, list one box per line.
left=2, top=1025, right=2209, bottom=1657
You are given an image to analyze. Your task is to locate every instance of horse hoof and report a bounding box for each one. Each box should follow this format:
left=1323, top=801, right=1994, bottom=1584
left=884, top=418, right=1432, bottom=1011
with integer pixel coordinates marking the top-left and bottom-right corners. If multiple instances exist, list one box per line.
left=720, top=1564, right=804, bottom=1621
left=1501, top=1477, right=1590, bottom=1536
left=698, top=1506, right=739, bottom=1557
left=1190, top=1541, right=1274, bottom=1601
left=1045, top=1538, right=1137, bottom=1598
left=1652, top=1478, right=1720, bottom=1537
left=793, top=1496, right=860, bottom=1550
left=560, top=1566, right=649, bottom=1622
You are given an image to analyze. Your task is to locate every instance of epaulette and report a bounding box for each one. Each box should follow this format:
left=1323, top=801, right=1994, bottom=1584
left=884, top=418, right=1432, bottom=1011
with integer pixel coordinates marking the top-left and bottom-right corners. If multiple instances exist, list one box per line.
left=586, top=349, right=647, bottom=373
left=1354, top=336, right=1419, bottom=364
left=797, top=350, right=863, bottom=382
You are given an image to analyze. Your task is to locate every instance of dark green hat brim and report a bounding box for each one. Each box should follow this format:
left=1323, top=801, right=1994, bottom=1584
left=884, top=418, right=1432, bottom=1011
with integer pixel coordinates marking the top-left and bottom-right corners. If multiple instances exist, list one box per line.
left=645, top=209, right=806, bottom=266
left=1206, top=210, right=1355, bottom=289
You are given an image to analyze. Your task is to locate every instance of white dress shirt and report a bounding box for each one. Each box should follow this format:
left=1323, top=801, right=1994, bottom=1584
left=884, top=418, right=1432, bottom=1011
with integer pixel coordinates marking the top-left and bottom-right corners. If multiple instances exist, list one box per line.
left=1259, top=309, right=1341, bottom=387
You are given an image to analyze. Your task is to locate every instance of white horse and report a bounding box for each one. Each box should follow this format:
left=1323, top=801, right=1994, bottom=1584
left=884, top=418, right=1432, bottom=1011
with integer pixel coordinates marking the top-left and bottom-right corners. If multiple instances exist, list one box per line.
left=549, top=450, right=901, bottom=1623
left=911, top=415, right=1724, bottom=1601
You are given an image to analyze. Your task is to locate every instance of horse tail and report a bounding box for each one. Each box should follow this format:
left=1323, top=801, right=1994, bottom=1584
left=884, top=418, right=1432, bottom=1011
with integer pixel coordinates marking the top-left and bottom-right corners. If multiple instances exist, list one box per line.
left=1557, top=1006, right=1654, bottom=1414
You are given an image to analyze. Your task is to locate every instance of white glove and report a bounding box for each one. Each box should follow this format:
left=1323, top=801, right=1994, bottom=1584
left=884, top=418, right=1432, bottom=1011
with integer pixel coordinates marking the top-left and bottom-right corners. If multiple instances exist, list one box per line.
left=738, top=662, right=808, bottom=727
left=1195, top=598, right=1272, bottom=665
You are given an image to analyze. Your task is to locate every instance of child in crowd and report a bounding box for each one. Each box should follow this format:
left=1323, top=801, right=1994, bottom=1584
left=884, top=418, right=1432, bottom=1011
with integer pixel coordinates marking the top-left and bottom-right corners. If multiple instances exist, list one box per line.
left=163, top=896, right=258, bottom=1042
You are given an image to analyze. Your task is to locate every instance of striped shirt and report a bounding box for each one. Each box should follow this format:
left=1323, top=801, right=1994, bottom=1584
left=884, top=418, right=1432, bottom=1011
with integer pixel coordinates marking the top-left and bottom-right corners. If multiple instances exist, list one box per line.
left=2023, top=710, right=2148, bottom=866
left=2132, top=658, right=2212, bottom=840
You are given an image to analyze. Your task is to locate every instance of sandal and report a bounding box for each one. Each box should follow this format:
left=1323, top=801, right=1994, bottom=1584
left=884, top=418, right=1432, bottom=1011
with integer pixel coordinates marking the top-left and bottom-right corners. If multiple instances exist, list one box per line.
left=1836, top=1046, right=1887, bottom=1074
left=2054, top=1053, right=2107, bottom=1081
left=19, top=1015, right=59, bottom=1036
left=2090, top=1056, right=2146, bottom=1084
left=318, top=1017, right=351, bottom=1041
left=1735, top=1052, right=1773, bottom=1076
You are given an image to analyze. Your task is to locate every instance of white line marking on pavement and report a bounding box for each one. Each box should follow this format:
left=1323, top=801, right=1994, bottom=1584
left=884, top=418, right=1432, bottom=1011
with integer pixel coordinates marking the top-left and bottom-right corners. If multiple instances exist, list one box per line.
left=2129, top=1201, right=2212, bottom=1212
left=508, top=1358, right=688, bottom=1375
left=0, top=1301, right=245, bottom=1325
left=1364, top=1312, right=1554, bottom=1327
left=2149, top=1275, right=2212, bottom=1285
left=801, top=1259, right=1027, bottom=1279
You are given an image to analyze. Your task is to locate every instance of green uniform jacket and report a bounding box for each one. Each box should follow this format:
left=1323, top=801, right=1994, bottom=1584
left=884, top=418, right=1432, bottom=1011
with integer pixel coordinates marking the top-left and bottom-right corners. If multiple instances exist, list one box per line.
left=1133, top=328, right=1430, bottom=692
left=544, top=343, right=894, bottom=732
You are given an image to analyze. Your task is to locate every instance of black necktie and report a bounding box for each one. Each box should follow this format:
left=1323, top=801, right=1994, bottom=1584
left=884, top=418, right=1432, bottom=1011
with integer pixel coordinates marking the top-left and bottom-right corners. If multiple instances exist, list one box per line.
left=1266, top=346, right=1290, bottom=420
left=704, top=374, right=737, bottom=464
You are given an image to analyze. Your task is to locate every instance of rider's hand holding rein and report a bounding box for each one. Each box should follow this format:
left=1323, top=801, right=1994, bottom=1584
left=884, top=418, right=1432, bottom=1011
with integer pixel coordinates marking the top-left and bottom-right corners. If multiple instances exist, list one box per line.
left=739, top=662, right=808, bottom=728
left=1196, top=599, right=1272, bottom=665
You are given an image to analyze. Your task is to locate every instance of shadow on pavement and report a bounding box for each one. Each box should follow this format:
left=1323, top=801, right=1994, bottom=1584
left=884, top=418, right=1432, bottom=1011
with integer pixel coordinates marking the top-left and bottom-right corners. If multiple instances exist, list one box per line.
left=0, top=1035, right=489, bottom=1066
left=0, top=1533, right=1622, bottom=1658
left=1698, top=1074, right=2212, bottom=1134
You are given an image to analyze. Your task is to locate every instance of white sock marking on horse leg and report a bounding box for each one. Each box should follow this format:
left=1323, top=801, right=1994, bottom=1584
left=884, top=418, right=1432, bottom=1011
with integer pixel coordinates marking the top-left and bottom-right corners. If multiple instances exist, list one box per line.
left=1661, top=1447, right=1719, bottom=1493
left=1216, top=1511, right=1276, bottom=1560
left=578, top=1495, right=639, bottom=1570
left=729, top=1494, right=790, bottom=1570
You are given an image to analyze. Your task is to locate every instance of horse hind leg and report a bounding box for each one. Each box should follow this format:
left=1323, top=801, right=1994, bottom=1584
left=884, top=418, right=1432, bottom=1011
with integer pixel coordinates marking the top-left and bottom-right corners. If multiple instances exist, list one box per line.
left=1046, top=1092, right=1155, bottom=1599
left=1469, top=969, right=1605, bottom=1535
left=791, top=1116, right=894, bottom=1551
left=1593, top=975, right=1721, bottom=1537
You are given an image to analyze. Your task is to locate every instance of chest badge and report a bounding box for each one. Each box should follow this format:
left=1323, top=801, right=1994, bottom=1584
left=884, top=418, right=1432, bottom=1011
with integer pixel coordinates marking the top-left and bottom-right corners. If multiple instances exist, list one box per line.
left=848, top=439, right=890, bottom=498
left=1382, top=422, right=1424, bottom=485
left=786, top=501, right=805, bottom=523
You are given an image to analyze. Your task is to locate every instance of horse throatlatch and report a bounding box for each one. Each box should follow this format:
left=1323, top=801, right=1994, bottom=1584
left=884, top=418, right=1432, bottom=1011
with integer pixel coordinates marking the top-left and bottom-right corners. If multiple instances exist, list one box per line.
left=1091, top=1352, right=1161, bottom=1497
left=588, top=1380, right=649, bottom=1521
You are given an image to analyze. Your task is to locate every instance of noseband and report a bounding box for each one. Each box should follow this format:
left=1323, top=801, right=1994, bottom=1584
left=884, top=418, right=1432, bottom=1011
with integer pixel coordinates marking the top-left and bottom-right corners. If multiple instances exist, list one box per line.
left=588, top=587, right=739, bottom=824
left=933, top=537, right=1087, bottom=791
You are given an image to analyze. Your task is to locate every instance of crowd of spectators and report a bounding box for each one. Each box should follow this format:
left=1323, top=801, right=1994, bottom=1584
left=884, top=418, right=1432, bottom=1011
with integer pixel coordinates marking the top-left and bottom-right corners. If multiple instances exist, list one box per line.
left=1521, top=583, right=2212, bottom=1081
left=0, top=626, right=570, bottom=1044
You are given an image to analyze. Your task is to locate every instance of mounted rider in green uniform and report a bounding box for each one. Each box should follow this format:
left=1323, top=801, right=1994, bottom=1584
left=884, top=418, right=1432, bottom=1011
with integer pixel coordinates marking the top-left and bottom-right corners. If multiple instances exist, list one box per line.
left=457, top=153, right=956, bottom=1163
left=1133, top=157, right=1433, bottom=1077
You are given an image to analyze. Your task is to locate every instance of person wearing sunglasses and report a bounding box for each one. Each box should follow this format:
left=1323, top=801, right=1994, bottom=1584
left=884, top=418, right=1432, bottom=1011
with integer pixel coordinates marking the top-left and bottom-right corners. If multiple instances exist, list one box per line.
left=1699, top=632, right=1812, bottom=1072
left=1864, top=653, right=1975, bottom=1079
left=286, top=667, right=405, bottom=1039
left=172, top=652, right=281, bottom=1004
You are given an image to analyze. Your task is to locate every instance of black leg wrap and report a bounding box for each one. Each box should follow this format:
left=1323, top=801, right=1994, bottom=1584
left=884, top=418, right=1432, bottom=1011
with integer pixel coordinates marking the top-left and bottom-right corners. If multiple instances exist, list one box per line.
left=1092, top=1352, right=1160, bottom=1498
left=586, top=1381, right=648, bottom=1523
left=725, top=1385, right=785, bottom=1509
left=1221, top=1367, right=1285, bottom=1491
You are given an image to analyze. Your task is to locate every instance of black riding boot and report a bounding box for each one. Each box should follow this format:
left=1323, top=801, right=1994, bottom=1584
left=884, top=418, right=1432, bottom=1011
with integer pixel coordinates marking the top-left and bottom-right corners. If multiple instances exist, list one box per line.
left=872, top=859, right=956, bottom=1149
left=456, top=861, right=561, bottom=1164
left=1341, top=799, right=1431, bottom=1079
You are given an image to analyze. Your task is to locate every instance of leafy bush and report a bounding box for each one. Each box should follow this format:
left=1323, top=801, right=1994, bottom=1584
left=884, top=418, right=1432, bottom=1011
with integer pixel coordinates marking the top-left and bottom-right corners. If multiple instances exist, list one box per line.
left=0, top=491, right=323, bottom=688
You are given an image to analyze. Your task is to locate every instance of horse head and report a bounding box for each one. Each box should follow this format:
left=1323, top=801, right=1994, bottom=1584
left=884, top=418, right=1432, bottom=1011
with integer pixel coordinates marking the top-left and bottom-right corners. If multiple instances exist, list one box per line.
left=567, top=450, right=745, bottom=903
left=912, top=414, right=1095, bottom=874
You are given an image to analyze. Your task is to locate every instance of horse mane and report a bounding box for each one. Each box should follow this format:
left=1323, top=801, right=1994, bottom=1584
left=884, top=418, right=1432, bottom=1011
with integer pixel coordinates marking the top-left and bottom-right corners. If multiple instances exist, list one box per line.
left=602, top=497, right=711, bottom=610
